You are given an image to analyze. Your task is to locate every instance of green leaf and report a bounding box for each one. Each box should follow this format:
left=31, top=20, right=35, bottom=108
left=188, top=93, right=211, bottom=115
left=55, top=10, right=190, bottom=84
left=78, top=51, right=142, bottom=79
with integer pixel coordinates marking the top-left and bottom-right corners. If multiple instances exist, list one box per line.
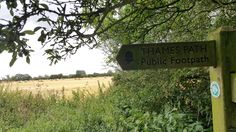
left=34, top=27, right=42, bottom=32
left=38, top=30, right=46, bottom=43
left=45, top=49, right=53, bottom=54
left=26, top=56, right=30, bottom=64
left=12, top=1, right=17, bottom=8
left=37, top=17, right=51, bottom=26
left=23, top=30, right=35, bottom=35
left=57, top=16, right=64, bottom=22
left=9, top=52, right=17, bottom=67
left=10, top=9, right=14, bottom=16
left=40, top=3, right=49, bottom=10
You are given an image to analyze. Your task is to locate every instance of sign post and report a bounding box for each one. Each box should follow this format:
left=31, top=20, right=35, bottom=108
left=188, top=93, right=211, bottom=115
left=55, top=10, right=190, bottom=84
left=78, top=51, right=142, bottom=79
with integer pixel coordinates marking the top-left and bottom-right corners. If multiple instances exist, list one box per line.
left=116, top=27, right=236, bottom=132
left=208, top=27, right=236, bottom=132
left=116, top=41, right=216, bottom=70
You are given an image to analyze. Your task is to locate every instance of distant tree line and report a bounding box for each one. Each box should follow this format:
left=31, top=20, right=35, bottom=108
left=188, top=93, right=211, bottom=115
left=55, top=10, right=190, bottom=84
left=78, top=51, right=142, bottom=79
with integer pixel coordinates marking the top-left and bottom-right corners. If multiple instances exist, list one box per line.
left=9, top=74, right=32, bottom=81
left=1, top=70, right=113, bottom=81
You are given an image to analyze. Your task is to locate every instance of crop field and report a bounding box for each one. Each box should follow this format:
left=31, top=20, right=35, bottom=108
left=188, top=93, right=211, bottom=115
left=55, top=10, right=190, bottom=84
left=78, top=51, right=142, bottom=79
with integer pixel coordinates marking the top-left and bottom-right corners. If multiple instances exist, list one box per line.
left=1, top=76, right=112, bottom=98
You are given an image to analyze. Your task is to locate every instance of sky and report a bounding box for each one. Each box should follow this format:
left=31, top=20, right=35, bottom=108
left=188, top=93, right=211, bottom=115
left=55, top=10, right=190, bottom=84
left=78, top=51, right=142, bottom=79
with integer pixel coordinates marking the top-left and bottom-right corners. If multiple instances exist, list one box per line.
left=0, top=1, right=111, bottom=79
left=0, top=46, right=109, bottom=78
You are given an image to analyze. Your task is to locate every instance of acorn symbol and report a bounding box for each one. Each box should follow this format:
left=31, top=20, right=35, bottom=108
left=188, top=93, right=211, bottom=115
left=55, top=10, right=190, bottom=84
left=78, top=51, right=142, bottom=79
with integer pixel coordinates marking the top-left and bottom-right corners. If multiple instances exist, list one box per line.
left=125, top=51, right=133, bottom=65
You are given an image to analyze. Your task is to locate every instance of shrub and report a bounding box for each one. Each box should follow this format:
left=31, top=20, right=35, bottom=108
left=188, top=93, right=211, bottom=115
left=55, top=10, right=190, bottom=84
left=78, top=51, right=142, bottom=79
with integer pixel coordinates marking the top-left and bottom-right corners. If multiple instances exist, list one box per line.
left=112, top=68, right=212, bottom=129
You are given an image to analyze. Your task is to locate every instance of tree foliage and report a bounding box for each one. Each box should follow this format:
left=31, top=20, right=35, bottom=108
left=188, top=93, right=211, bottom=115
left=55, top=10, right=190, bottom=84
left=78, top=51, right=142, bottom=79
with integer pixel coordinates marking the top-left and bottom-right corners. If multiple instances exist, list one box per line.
left=10, top=74, right=32, bottom=81
left=76, top=70, right=86, bottom=77
left=98, top=0, right=236, bottom=65
left=0, top=0, right=236, bottom=66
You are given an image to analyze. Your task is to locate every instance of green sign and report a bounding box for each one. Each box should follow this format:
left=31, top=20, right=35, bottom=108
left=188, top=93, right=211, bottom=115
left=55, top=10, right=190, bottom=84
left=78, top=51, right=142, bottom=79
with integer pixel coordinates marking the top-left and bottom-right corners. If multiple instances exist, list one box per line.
left=116, top=41, right=216, bottom=70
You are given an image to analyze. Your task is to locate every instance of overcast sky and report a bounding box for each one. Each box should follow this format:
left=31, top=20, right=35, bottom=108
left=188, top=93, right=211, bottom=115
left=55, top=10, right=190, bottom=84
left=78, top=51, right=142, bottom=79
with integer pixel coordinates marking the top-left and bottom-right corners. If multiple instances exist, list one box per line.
left=0, top=47, right=108, bottom=78
left=0, top=1, right=110, bottom=78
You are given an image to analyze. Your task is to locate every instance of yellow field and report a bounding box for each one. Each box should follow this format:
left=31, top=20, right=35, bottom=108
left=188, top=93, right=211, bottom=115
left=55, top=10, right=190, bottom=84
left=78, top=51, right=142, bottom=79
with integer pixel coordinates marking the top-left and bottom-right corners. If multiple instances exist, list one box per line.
left=1, top=76, right=112, bottom=98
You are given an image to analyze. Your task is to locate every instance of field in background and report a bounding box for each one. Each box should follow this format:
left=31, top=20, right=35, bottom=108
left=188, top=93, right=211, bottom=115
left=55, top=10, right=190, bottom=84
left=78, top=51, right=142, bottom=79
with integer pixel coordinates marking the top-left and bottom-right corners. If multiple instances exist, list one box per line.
left=1, top=76, right=112, bottom=98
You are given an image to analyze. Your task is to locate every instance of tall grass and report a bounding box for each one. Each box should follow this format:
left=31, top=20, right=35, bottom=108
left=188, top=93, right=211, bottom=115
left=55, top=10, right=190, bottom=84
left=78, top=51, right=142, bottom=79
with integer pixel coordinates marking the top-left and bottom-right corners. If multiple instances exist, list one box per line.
left=0, top=70, right=212, bottom=132
left=0, top=82, right=116, bottom=131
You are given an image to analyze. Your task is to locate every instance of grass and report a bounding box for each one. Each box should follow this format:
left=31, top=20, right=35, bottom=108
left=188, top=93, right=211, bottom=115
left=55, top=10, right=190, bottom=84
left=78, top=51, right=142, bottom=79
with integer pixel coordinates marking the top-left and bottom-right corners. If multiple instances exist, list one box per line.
left=0, top=72, right=212, bottom=131
left=0, top=78, right=114, bottom=131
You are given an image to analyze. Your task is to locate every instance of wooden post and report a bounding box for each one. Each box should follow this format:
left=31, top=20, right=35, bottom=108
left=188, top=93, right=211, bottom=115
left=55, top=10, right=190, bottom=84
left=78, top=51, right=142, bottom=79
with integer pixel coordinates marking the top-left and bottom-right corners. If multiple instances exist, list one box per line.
left=209, top=27, right=236, bottom=132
